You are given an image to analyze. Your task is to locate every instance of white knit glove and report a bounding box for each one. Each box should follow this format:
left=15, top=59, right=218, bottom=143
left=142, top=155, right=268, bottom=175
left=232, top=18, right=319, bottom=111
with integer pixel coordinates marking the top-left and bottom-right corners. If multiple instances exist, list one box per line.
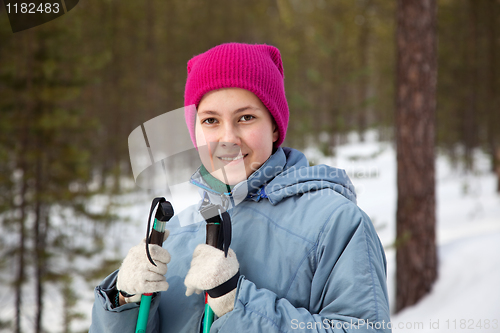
left=116, top=231, right=170, bottom=303
left=184, top=244, right=239, bottom=317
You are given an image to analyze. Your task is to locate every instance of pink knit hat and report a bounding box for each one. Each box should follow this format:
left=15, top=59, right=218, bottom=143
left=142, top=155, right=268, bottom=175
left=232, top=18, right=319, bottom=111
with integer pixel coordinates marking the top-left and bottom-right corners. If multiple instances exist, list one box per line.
left=184, top=43, right=289, bottom=148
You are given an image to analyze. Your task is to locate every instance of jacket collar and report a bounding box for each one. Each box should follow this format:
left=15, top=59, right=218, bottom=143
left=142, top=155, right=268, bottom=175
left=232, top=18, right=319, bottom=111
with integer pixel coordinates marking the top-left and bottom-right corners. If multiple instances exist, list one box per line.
left=189, top=146, right=357, bottom=208
left=189, top=148, right=287, bottom=208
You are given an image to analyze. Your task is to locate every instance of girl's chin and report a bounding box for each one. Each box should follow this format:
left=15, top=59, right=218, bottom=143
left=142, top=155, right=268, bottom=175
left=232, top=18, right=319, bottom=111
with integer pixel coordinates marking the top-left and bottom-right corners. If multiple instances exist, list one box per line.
left=212, top=169, right=248, bottom=186
left=212, top=156, right=247, bottom=178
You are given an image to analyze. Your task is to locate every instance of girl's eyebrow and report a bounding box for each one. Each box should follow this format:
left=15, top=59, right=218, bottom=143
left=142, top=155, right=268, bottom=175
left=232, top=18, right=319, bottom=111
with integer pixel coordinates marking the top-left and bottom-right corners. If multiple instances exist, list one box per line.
left=234, top=106, right=260, bottom=113
left=198, top=106, right=261, bottom=115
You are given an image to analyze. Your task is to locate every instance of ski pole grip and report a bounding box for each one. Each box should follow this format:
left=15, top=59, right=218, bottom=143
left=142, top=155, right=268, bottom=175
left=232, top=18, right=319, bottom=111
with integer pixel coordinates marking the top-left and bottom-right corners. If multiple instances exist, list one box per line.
left=150, top=200, right=175, bottom=245
left=206, top=223, right=220, bottom=248
left=201, top=204, right=222, bottom=248
left=200, top=204, right=221, bottom=333
left=149, top=228, right=165, bottom=246
left=146, top=200, right=174, bottom=265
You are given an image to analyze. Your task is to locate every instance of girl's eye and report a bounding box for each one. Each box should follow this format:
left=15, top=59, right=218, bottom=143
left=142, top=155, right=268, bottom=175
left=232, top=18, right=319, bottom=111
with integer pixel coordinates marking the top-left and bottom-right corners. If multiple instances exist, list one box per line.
left=240, top=115, right=255, bottom=121
left=202, top=118, right=217, bottom=125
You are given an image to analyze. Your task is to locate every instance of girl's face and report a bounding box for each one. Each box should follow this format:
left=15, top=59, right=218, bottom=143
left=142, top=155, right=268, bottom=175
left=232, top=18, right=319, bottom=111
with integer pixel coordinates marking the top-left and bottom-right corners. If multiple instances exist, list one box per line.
left=195, top=88, right=279, bottom=185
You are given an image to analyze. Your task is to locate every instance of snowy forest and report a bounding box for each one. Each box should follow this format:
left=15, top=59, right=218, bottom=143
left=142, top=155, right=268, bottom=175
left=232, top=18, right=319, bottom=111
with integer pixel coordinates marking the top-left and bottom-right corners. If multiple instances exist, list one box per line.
left=0, top=0, right=499, bottom=332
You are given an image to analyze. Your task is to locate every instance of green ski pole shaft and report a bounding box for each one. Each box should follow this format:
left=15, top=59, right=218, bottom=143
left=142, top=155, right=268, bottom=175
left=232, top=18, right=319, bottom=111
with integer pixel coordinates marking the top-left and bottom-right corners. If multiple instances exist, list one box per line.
left=135, top=293, right=153, bottom=333
left=135, top=218, right=165, bottom=333
left=135, top=199, right=174, bottom=333
left=203, top=293, right=215, bottom=333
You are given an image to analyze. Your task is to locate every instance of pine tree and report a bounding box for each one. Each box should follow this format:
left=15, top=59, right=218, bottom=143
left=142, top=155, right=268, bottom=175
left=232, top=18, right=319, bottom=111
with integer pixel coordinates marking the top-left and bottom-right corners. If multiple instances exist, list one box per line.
left=395, top=0, right=438, bottom=313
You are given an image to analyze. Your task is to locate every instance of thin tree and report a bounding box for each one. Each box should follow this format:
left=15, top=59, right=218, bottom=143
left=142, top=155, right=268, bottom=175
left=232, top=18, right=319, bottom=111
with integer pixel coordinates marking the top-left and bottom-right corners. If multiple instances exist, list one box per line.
left=486, top=0, right=500, bottom=192
left=395, top=0, right=438, bottom=313
left=14, top=29, right=35, bottom=333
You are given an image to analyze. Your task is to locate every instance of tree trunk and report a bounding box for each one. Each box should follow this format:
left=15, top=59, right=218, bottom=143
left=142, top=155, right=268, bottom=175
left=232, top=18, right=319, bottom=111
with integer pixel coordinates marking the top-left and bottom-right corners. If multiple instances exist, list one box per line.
left=14, top=29, right=35, bottom=333
left=34, top=144, right=47, bottom=333
left=14, top=120, right=29, bottom=333
left=496, top=147, right=500, bottom=193
left=357, top=0, right=372, bottom=141
left=487, top=0, right=500, bottom=192
left=14, top=156, right=27, bottom=333
left=463, top=0, right=479, bottom=170
left=395, top=0, right=438, bottom=313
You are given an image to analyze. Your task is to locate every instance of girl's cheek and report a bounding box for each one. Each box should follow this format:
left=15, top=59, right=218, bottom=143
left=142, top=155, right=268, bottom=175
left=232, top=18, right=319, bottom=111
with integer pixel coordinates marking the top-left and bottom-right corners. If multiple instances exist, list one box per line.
left=196, top=127, right=221, bottom=147
left=247, top=128, right=274, bottom=148
left=194, top=120, right=207, bottom=146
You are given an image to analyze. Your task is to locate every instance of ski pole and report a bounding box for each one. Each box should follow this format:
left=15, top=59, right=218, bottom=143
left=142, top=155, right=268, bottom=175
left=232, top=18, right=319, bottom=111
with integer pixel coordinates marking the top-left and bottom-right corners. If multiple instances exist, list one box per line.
left=199, top=202, right=233, bottom=333
left=200, top=204, right=222, bottom=333
left=135, top=197, right=174, bottom=333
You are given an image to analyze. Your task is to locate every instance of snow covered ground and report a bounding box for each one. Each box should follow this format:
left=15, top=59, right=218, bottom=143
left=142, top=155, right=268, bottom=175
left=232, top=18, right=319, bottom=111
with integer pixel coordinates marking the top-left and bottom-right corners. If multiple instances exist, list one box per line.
left=3, top=131, right=499, bottom=332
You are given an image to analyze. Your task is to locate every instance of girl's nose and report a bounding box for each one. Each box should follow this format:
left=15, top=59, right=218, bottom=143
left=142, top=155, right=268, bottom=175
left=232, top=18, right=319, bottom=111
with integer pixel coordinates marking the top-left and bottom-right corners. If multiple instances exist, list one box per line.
left=219, top=123, right=240, bottom=147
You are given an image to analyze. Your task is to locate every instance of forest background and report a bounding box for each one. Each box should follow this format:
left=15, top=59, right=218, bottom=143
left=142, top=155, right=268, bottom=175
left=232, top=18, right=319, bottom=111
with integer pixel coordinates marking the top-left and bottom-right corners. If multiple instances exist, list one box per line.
left=0, top=0, right=499, bottom=332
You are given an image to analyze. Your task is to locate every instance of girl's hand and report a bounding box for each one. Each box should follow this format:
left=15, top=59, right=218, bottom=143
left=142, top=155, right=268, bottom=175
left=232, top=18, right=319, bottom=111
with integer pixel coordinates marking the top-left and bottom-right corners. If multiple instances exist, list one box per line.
left=116, top=232, right=171, bottom=303
left=184, top=244, right=240, bottom=317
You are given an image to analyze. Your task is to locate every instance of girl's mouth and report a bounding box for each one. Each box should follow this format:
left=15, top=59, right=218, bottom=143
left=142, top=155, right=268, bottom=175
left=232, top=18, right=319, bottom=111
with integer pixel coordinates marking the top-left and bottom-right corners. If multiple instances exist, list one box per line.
left=217, top=154, right=248, bottom=162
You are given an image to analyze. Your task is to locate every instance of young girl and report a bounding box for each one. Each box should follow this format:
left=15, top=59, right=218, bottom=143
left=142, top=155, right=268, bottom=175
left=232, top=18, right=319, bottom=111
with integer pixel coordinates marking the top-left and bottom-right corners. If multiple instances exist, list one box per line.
left=91, top=43, right=391, bottom=332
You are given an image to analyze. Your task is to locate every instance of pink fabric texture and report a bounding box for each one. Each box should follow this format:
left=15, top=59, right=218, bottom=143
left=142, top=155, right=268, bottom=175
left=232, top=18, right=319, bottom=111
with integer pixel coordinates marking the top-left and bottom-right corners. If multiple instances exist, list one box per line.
left=184, top=43, right=289, bottom=148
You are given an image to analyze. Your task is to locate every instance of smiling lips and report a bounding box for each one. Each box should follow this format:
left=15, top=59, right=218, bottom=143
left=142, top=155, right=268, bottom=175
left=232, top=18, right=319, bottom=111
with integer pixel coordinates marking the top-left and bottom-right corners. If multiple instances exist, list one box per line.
left=217, top=154, right=247, bottom=162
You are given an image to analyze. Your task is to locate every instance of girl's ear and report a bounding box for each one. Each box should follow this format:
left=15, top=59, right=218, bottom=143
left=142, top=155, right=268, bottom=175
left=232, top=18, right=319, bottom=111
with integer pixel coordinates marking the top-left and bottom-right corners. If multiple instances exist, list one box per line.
left=272, top=122, right=279, bottom=143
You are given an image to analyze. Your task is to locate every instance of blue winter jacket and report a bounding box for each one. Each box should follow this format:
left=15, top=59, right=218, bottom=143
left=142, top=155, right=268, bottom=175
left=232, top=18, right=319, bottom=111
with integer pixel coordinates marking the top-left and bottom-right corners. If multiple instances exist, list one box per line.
left=91, top=147, right=391, bottom=332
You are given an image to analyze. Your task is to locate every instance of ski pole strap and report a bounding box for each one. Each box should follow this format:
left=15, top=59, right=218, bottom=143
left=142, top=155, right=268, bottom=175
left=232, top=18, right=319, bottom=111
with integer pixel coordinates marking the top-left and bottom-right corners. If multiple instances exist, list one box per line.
left=119, top=290, right=136, bottom=298
left=145, top=197, right=174, bottom=266
left=145, top=197, right=164, bottom=266
left=206, top=270, right=240, bottom=298
left=219, top=210, right=231, bottom=258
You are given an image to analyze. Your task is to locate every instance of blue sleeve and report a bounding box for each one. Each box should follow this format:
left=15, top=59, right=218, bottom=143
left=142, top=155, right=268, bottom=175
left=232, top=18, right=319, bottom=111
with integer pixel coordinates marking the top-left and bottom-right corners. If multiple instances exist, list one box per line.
left=211, top=207, right=391, bottom=333
left=89, top=270, right=161, bottom=333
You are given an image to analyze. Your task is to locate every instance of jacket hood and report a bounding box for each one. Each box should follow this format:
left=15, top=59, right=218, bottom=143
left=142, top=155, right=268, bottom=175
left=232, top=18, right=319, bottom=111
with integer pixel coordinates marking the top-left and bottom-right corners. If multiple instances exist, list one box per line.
left=191, top=147, right=357, bottom=207
left=262, top=147, right=357, bottom=205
